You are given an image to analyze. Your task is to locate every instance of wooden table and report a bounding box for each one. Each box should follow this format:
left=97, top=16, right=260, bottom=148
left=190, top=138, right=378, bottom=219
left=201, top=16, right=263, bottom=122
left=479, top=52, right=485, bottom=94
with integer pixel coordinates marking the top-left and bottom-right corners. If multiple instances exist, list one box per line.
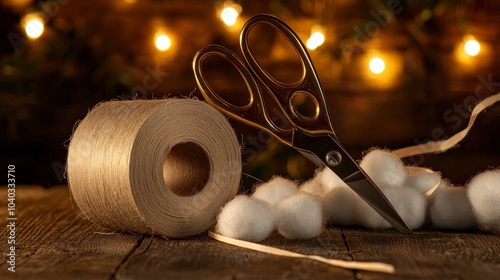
left=1, top=186, right=500, bottom=279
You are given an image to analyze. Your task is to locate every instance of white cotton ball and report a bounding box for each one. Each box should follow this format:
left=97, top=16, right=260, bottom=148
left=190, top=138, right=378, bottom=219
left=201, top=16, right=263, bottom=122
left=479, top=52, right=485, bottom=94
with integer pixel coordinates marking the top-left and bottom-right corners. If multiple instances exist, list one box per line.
left=430, top=187, right=476, bottom=231
left=275, top=192, right=324, bottom=239
left=216, top=195, right=275, bottom=242
left=426, top=179, right=451, bottom=202
left=359, top=149, right=408, bottom=189
left=299, top=175, right=325, bottom=197
left=252, top=176, right=297, bottom=206
left=405, top=171, right=442, bottom=195
left=316, top=167, right=348, bottom=193
left=356, top=186, right=427, bottom=230
left=356, top=196, right=390, bottom=229
left=467, top=170, right=500, bottom=232
left=385, top=187, right=427, bottom=230
left=323, top=185, right=358, bottom=226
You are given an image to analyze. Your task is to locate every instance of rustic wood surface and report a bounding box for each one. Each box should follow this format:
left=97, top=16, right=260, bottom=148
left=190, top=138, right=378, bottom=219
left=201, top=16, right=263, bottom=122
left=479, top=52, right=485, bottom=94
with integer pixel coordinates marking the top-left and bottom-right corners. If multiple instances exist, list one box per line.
left=1, top=186, right=500, bottom=279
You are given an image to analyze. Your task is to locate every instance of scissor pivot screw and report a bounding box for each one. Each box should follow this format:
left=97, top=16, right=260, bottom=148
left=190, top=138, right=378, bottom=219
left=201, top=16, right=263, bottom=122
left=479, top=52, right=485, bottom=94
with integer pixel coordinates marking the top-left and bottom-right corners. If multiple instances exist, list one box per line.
left=326, top=150, right=342, bottom=167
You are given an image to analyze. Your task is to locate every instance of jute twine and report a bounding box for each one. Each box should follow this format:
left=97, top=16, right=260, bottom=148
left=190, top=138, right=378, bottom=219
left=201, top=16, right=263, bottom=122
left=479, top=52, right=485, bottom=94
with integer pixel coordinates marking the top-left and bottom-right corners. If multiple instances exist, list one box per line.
left=67, top=99, right=241, bottom=238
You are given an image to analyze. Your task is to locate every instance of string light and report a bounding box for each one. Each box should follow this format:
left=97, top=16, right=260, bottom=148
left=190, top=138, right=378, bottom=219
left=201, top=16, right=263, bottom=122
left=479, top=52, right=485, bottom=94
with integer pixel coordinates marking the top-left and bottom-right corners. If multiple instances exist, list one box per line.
left=464, top=38, right=480, bottom=56
left=364, top=52, right=401, bottom=86
left=306, top=32, right=325, bottom=50
left=221, top=5, right=240, bottom=26
left=22, top=13, right=44, bottom=40
left=155, top=34, right=171, bottom=51
left=369, top=57, right=385, bottom=74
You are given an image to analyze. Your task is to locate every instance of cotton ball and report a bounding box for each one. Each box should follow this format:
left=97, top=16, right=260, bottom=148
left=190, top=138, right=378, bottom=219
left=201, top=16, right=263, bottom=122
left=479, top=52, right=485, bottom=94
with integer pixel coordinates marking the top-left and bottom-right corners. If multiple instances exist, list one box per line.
left=359, top=149, right=408, bottom=189
left=427, top=179, right=451, bottom=202
left=356, top=186, right=427, bottom=230
left=300, top=167, right=346, bottom=197
left=275, top=193, right=324, bottom=239
left=252, top=176, right=297, bottom=206
left=467, top=170, right=500, bottom=232
left=384, top=187, right=427, bottom=230
left=299, top=175, right=325, bottom=197
left=430, top=187, right=476, bottom=231
left=405, top=171, right=442, bottom=195
left=356, top=196, right=390, bottom=229
left=316, top=167, right=348, bottom=193
left=216, top=195, right=275, bottom=242
left=323, top=185, right=358, bottom=226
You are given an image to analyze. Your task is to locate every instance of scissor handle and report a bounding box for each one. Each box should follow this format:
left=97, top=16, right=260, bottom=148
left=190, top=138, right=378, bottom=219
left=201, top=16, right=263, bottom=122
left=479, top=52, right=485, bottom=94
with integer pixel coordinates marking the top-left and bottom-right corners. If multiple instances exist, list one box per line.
left=193, top=44, right=294, bottom=145
left=240, top=14, right=334, bottom=134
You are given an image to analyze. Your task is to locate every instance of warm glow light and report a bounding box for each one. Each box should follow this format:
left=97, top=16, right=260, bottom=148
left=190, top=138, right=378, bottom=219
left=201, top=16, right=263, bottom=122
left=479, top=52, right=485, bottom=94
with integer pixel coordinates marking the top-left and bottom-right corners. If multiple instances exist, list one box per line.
left=22, top=13, right=44, bottom=40
left=221, top=7, right=239, bottom=26
left=369, top=57, right=385, bottom=74
left=155, top=34, right=171, bottom=51
left=306, top=32, right=325, bottom=50
left=464, top=39, right=480, bottom=56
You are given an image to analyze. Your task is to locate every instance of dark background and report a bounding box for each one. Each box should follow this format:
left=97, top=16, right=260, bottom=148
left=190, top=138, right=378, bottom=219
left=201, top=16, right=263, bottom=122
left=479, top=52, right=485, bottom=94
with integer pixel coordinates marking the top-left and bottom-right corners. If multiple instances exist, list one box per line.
left=1, top=0, right=499, bottom=188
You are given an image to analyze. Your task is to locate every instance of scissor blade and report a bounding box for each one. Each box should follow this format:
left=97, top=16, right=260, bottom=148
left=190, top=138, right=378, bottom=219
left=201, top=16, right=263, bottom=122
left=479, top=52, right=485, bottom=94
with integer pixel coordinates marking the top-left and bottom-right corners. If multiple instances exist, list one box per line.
left=292, top=129, right=412, bottom=233
left=345, top=172, right=412, bottom=233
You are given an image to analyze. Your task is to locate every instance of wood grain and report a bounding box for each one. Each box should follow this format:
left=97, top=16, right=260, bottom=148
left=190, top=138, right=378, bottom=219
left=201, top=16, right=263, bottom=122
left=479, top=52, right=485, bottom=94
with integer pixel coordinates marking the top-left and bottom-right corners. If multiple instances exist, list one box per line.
left=115, top=229, right=354, bottom=280
left=342, top=227, right=500, bottom=280
left=1, top=186, right=500, bottom=279
left=0, top=186, right=141, bottom=280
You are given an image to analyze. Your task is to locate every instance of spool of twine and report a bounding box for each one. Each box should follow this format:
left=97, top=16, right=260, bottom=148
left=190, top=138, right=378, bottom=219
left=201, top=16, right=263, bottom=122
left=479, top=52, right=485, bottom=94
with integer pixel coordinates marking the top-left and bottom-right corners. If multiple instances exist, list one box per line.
left=67, top=99, right=241, bottom=238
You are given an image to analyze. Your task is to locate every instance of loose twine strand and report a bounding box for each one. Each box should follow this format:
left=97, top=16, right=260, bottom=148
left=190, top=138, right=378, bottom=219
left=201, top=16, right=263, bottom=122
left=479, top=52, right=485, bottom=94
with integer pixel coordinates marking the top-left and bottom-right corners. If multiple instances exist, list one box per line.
left=209, top=231, right=395, bottom=273
left=392, top=93, right=500, bottom=158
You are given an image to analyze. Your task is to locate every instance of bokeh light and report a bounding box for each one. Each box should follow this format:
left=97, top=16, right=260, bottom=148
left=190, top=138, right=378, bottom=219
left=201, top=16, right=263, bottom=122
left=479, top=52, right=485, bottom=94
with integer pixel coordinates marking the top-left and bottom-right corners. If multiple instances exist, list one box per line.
left=155, top=34, right=171, bottom=51
left=369, top=57, right=385, bottom=74
left=306, top=31, right=325, bottom=50
left=464, top=39, right=480, bottom=56
left=22, top=13, right=44, bottom=40
left=221, top=7, right=239, bottom=26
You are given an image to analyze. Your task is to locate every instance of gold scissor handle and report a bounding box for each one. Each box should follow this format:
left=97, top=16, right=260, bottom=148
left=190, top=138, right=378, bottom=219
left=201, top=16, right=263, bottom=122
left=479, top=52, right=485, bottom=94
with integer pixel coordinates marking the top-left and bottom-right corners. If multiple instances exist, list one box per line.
left=193, top=44, right=294, bottom=145
left=240, top=14, right=334, bottom=134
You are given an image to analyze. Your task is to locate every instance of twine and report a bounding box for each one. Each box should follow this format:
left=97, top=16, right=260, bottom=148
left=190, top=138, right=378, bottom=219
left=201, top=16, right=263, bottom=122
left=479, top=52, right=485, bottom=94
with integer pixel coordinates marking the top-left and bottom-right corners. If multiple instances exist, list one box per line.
left=67, top=99, right=241, bottom=238
left=209, top=231, right=396, bottom=273
left=392, top=92, right=500, bottom=158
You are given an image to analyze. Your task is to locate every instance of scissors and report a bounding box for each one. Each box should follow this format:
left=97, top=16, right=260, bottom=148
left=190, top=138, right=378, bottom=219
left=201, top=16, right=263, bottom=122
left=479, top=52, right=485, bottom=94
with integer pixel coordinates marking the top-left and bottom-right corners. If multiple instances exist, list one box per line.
left=193, top=14, right=411, bottom=233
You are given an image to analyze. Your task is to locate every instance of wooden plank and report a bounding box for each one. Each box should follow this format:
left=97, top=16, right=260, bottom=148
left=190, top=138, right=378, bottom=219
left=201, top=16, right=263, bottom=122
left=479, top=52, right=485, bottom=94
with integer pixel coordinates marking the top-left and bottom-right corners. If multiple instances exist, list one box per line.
left=3, top=186, right=500, bottom=279
left=115, top=228, right=354, bottom=280
left=0, top=186, right=355, bottom=279
left=342, top=228, right=500, bottom=279
left=0, top=186, right=140, bottom=280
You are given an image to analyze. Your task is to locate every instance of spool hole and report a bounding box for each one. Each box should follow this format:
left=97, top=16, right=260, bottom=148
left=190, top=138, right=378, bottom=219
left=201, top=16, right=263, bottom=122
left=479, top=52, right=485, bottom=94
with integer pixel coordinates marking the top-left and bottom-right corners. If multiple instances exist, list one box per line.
left=163, top=142, right=211, bottom=197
